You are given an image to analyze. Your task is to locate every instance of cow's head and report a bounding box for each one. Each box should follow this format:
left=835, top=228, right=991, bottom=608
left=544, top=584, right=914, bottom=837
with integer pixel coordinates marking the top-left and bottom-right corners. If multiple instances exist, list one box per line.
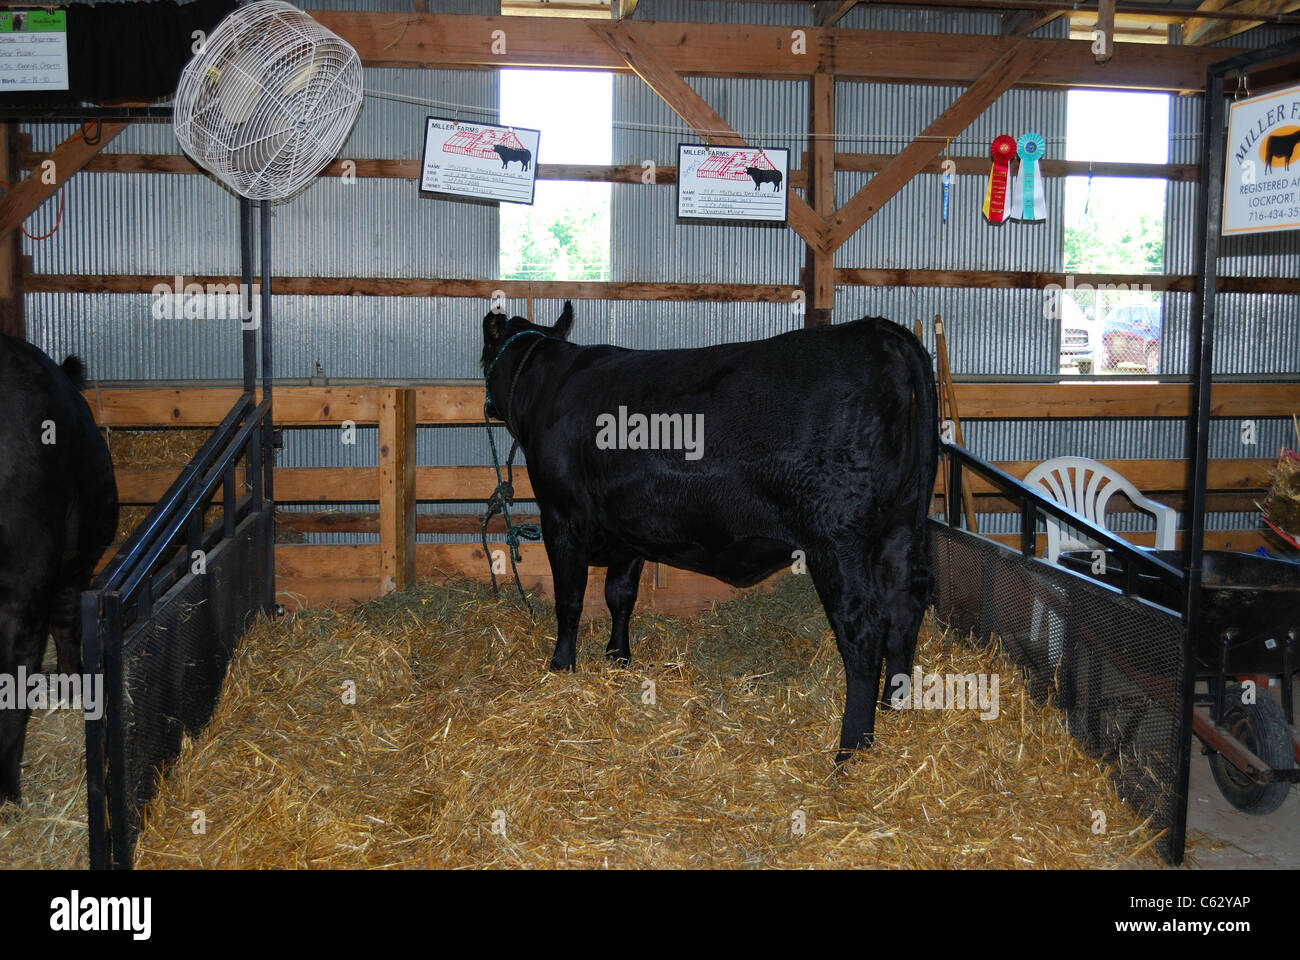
left=481, top=301, right=575, bottom=421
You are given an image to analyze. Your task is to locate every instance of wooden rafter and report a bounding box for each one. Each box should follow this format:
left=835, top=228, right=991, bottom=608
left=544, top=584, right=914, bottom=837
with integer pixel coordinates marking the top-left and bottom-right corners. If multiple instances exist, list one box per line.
left=590, top=20, right=830, bottom=250
left=306, top=12, right=1234, bottom=92
left=0, top=123, right=125, bottom=242
left=813, top=1, right=859, bottom=26
left=1183, top=0, right=1300, bottom=44
left=1000, top=9, right=1063, bottom=34
left=823, top=39, right=1054, bottom=253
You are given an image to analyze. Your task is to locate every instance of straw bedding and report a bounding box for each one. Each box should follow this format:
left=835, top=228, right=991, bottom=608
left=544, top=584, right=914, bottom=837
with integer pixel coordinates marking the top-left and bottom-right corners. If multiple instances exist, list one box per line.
left=120, top=575, right=1163, bottom=869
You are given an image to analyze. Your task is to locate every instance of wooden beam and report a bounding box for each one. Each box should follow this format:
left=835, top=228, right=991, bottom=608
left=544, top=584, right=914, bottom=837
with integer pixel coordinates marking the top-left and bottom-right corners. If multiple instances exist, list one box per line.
left=306, top=12, right=1237, bottom=91
left=1180, top=0, right=1236, bottom=42
left=29, top=274, right=800, bottom=303
left=0, top=122, right=124, bottom=242
left=834, top=267, right=1300, bottom=295
left=951, top=383, right=1300, bottom=420
left=87, top=383, right=1300, bottom=429
left=1183, top=0, right=1300, bottom=45
left=589, top=20, right=829, bottom=251
left=1001, top=9, right=1063, bottom=34
left=805, top=72, right=836, bottom=326
left=824, top=39, right=1055, bottom=253
left=378, top=388, right=417, bottom=593
left=814, top=1, right=859, bottom=27
left=113, top=457, right=1277, bottom=506
left=28, top=153, right=716, bottom=186
left=39, top=146, right=1198, bottom=185
left=270, top=527, right=1273, bottom=614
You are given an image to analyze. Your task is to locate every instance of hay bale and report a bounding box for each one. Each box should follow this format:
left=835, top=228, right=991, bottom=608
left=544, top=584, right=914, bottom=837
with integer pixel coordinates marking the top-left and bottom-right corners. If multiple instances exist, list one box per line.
left=102, top=428, right=209, bottom=469
left=132, top=576, right=1165, bottom=869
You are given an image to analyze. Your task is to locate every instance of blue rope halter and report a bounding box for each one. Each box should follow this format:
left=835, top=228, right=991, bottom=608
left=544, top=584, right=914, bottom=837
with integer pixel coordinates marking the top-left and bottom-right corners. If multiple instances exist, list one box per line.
left=482, top=329, right=547, bottom=613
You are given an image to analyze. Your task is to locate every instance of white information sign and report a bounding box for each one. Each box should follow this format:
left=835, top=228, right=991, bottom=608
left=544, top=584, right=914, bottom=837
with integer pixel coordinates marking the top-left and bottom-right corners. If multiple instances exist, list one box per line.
left=1223, top=82, right=1300, bottom=236
left=676, top=144, right=789, bottom=223
left=419, top=117, right=540, bottom=205
left=0, top=11, right=69, bottom=92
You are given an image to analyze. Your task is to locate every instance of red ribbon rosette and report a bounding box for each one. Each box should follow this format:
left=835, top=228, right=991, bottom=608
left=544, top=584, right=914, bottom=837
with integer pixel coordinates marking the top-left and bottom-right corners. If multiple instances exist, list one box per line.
left=983, top=134, right=1017, bottom=224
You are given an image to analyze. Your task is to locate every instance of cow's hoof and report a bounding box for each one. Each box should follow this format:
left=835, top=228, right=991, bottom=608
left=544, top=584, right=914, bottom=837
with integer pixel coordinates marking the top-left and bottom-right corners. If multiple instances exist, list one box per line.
left=604, top=648, right=631, bottom=668
left=834, top=737, right=874, bottom=765
left=549, top=658, right=576, bottom=672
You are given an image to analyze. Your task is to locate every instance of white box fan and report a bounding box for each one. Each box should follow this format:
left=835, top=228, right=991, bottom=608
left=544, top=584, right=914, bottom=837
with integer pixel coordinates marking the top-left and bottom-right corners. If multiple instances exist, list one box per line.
left=174, top=0, right=363, bottom=201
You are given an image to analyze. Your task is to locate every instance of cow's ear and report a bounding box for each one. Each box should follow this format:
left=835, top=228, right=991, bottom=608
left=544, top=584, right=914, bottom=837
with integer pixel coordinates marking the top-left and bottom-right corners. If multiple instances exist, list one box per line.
left=553, top=301, right=574, bottom=341
left=484, top=310, right=507, bottom=342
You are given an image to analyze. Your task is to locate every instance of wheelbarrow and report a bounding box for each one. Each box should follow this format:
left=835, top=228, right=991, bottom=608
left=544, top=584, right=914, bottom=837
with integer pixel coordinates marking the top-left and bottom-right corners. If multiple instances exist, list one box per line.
left=1059, top=548, right=1300, bottom=814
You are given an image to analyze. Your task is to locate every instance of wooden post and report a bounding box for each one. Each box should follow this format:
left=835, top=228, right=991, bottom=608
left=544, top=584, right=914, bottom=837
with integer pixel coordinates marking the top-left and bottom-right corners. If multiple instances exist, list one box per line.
left=0, top=124, right=24, bottom=339
left=1095, top=0, right=1116, bottom=62
left=805, top=72, right=836, bottom=327
left=378, top=387, right=417, bottom=594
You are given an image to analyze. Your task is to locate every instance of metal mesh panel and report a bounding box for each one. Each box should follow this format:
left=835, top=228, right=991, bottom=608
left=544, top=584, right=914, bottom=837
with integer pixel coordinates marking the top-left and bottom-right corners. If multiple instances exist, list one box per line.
left=930, top=520, right=1189, bottom=864
left=111, top=509, right=270, bottom=863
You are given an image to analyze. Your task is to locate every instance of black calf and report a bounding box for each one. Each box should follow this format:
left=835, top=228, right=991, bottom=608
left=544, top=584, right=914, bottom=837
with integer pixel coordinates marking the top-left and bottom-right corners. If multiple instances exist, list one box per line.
left=481, top=303, right=937, bottom=763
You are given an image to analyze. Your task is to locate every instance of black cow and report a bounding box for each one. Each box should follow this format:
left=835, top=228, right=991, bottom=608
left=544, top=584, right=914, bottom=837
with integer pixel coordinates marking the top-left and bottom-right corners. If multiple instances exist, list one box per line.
left=746, top=166, right=783, bottom=191
left=492, top=144, right=532, bottom=172
left=1264, top=130, right=1300, bottom=172
left=481, top=303, right=937, bottom=762
left=0, top=336, right=117, bottom=805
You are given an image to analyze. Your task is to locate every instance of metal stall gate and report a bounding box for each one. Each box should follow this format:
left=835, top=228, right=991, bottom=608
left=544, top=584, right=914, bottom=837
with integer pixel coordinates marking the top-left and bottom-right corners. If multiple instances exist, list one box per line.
left=81, top=198, right=276, bottom=870
left=931, top=444, right=1190, bottom=864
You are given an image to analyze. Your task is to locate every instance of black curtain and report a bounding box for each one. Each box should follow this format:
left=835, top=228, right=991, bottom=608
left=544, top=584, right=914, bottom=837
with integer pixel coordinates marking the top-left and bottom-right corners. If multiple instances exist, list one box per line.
left=2, top=0, right=240, bottom=105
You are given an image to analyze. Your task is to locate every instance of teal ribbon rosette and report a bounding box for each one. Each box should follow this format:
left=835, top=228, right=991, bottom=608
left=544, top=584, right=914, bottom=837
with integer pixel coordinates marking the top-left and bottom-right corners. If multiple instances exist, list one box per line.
left=1009, top=132, right=1047, bottom=222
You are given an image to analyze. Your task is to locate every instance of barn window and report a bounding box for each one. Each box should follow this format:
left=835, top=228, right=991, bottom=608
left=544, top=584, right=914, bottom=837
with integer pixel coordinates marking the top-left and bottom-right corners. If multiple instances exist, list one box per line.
left=499, top=68, right=613, bottom=282
left=1061, top=89, right=1170, bottom=376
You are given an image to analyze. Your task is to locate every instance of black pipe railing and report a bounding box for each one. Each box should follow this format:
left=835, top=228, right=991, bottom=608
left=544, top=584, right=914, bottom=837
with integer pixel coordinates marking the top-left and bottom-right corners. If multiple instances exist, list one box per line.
left=940, top=440, right=1186, bottom=601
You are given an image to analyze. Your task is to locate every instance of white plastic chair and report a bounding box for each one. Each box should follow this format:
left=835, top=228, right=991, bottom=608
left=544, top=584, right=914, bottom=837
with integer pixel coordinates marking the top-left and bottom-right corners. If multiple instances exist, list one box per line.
left=1024, top=456, right=1176, bottom=562
left=1023, top=456, right=1176, bottom=668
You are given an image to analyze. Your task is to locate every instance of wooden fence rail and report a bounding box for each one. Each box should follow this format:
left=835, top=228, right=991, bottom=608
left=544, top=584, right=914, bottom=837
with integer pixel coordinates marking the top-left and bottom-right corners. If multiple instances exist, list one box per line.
left=91, top=382, right=1297, bottom=612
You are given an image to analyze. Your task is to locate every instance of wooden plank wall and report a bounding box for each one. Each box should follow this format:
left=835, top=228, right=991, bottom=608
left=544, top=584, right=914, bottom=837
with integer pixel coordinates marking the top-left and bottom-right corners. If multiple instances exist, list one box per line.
left=91, top=381, right=1300, bottom=615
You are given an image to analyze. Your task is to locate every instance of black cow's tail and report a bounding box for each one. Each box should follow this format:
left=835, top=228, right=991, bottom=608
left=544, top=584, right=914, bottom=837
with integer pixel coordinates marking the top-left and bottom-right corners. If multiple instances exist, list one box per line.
left=61, top=355, right=88, bottom=389
left=880, top=318, right=939, bottom=541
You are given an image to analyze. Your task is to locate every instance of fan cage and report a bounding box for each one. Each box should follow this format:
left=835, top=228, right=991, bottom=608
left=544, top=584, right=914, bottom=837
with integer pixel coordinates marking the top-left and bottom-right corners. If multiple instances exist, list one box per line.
left=174, top=0, right=363, bottom=201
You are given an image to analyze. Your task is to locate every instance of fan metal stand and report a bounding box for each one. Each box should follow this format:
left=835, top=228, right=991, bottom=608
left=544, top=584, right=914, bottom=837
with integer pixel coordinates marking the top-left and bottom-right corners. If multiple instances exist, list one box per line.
left=241, top=196, right=277, bottom=599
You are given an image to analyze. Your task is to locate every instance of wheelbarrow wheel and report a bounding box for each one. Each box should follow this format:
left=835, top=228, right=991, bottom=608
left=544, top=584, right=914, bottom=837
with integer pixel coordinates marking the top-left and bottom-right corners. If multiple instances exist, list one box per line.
left=1208, top=685, right=1295, bottom=815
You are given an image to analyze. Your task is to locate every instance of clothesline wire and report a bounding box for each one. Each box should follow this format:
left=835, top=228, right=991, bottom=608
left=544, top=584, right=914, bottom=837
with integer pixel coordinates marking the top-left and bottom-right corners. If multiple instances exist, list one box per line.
left=363, top=88, right=1205, bottom=149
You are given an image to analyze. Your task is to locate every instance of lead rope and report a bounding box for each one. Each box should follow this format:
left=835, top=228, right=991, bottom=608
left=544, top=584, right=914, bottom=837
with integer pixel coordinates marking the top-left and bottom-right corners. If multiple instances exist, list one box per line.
left=482, top=329, right=547, bottom=615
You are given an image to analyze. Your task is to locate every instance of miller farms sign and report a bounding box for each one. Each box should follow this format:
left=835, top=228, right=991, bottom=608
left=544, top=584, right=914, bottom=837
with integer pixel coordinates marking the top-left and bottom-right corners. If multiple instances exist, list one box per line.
left=1223, top=82, right=1300, bottom=235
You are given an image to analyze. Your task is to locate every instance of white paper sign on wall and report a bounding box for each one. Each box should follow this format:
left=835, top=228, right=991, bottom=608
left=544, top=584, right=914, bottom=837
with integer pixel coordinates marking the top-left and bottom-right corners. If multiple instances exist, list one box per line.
left=1223, top=82, right=1300, bottom=236
left=420, top=117, right=540, bottom=205
left=676, top=144, right=789, bottom=223
left=0, top=10, right=69, bottom=92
